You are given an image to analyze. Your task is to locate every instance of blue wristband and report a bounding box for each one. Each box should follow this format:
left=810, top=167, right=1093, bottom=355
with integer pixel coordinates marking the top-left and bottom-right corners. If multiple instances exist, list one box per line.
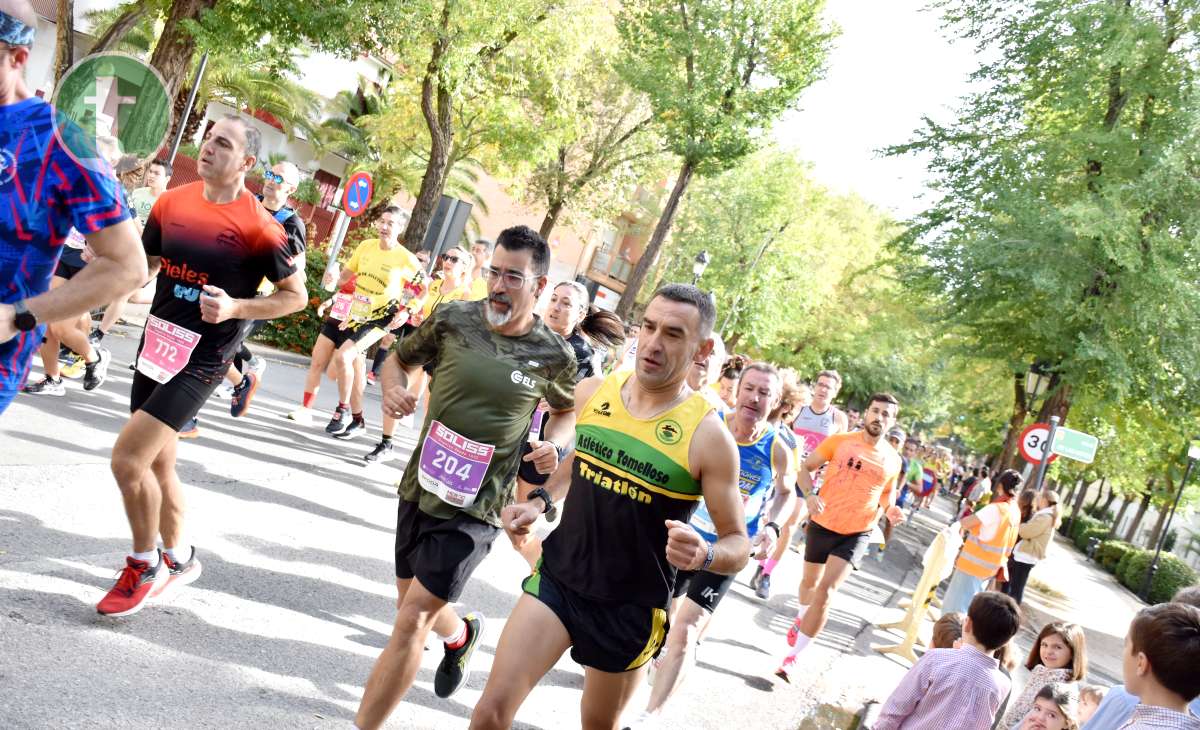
left=701, top=542, right=715, bottom=571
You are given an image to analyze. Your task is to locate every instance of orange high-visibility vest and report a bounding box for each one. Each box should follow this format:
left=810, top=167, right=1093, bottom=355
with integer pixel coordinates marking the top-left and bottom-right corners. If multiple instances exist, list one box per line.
left=955, top=500, right=1020, bottom=579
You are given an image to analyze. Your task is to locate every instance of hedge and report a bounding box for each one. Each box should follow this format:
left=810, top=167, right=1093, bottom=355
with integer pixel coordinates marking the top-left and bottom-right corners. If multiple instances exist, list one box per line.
left=1097, top=540, right=1137, bottom=573
left=1116, top=548, right=1199, bottom=604
left=1068, top=515, right=1102, bottom=543
left=252, top=248, right=329, bottom=354
left=1075, top=525, right=1109, bottom=553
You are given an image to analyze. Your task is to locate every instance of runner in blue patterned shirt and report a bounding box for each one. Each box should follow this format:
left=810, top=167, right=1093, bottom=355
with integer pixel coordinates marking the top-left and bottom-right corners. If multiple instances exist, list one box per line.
left=0, top=0, right=145, bottom=414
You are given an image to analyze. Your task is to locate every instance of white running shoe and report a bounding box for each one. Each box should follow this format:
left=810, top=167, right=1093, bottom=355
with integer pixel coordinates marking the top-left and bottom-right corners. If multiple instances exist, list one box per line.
left=621, top=711, right=661, bottom=730
left=248, top=355, right=267, bottom=377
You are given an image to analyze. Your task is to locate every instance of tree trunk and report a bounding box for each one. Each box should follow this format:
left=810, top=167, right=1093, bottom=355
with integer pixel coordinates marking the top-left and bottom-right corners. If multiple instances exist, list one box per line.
left=53, top=0, right=74, bottom=85
left=995, top=374, right=1029, bottom=474
left=1088, top=478, right=1107, bottom=512
left=615, top=159, right=696, bottom=319
left=150, top=0, right=217, bottom=143
left=1063, top=478, right=1079, bottom=508
left=1110, top=496, right=1134, bottom=538
left=401, top=5, right=453, bottom=252
left=89, top=0, right=146, bottom=55
left=1145, top=473, right=1175, bottom=550
left=1035, top=379, right=1073, bottom=424
left=1069, top=478, right=1090, bottom=528
left=1099, top=487, right=1119, bottom=517
left=1124, top=481, right=1154, bottom=543
left=539, top=199, right=565, bottom=240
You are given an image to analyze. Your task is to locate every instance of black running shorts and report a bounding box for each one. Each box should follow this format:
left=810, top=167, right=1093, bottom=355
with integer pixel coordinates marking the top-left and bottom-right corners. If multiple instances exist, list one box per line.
left=394, top=498, right=499, bottom=603
left=130, top=368, right=221, bottom=432
left=804, top=520, right=871, bottom=569
left=320, top=314, right=391, bottom=349
left=524, top=565, right=668, bottom=673
left=671, top=568, right=736, bottom=613
left=54, top=259, right=85, bottom=280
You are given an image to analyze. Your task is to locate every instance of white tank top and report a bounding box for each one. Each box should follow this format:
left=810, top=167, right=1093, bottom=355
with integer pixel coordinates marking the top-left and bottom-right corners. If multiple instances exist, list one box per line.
left=792, top=404, right=840, bottom=459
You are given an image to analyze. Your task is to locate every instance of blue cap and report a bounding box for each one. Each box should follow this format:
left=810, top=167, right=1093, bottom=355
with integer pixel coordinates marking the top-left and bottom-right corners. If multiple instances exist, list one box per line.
left=0, top=10, right=35, bottom=47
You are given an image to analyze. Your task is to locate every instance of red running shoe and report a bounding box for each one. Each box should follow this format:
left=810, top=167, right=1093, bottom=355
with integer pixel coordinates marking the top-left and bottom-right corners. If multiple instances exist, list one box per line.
left=96, top=554, right=166, bottom=617
left=162, top=548, right=203, bottom=594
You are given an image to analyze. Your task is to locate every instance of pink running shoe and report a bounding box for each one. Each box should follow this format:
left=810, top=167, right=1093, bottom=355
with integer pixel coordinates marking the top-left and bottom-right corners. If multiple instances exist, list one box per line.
left=775, top=654, right=797, bottom=683
left=786, top=617, right=803, bottom=646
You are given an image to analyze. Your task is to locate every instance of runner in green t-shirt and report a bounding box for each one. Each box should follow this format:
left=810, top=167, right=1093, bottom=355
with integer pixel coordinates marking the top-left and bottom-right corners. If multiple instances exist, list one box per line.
left=355, top=226, right=578, bottom=730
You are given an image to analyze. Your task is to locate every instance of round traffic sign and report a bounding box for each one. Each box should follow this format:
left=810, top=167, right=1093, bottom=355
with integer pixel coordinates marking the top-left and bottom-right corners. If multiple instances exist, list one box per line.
left=342, top=171, right=373, bottom=218
left=1019, top=423, right=1059, bottom=465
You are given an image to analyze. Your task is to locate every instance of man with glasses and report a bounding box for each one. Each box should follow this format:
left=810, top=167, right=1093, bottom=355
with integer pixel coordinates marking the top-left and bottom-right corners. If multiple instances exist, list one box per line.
left=354, top=225, right=577, bottom=729
left=0, top=0, right=145, bottom=414
left=750, top=369, right=848, bottom=599
left=286, top=206, right=419, bottom=439
left=213, top=162, right=307, bottom=419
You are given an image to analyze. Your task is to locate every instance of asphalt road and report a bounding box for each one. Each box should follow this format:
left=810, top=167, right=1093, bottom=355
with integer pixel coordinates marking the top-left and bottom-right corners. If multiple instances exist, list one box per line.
left=0, top=326, right=972, bottom=730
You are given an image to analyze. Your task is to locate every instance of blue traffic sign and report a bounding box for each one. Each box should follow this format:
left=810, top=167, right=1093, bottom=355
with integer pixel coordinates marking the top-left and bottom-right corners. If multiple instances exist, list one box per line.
left=342, top=171, right=373, bottom=218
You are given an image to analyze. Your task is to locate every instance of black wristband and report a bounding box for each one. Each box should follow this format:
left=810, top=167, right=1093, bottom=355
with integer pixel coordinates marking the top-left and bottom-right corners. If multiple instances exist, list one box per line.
left=766, top=521, right=781, bottom=537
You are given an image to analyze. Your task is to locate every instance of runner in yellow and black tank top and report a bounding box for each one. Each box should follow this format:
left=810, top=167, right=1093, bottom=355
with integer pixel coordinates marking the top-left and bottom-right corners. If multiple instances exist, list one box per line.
left=541, top=369, right=712, bottom=610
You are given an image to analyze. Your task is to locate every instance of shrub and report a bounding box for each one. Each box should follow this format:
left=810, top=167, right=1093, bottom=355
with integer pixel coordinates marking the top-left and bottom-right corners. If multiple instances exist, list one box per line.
left=1068, top=515, right=1102, bottom=543
left=251, top=249, right=331, bottom=354
left=1118, top=549, right=1199, bottom=603
left=1116, top=548, right=1143, bottom=586
left=1097, top=540, right=1137, bottom=573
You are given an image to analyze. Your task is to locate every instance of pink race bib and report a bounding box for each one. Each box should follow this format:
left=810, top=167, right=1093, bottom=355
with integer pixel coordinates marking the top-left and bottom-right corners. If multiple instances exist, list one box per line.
left=418, top=420, right=495, bottom=508
left=329, top=293, right=353, bottom=322
left=136, top=315, right=201, bottom=384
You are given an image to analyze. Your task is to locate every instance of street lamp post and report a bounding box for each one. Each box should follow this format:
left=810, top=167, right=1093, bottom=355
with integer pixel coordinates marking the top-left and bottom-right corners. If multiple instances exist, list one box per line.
left=1025, top=365, right=1051, bottom=408
left=691, top=250, right=710, bottom=286
left=1140, top=436, right=1200, bottom=601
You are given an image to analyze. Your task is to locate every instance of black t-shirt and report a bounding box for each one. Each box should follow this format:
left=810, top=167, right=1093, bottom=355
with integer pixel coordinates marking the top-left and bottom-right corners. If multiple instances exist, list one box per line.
left=260, top=201, right=307, bottom=258
left=142, top=182, right=296, bottom=378
left=567, top=330, right=596, bottom=379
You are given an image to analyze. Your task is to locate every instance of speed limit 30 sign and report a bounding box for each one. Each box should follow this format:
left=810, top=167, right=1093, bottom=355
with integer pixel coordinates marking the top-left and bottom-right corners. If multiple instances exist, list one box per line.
left=1019, top=423, right=1059, bottom=465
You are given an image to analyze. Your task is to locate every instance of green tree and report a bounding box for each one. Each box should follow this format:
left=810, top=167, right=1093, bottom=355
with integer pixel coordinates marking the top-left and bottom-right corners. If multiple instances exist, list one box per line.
left=611, top=0, right=832, bottom=317
left=890, top=0, right=1200, bottom=472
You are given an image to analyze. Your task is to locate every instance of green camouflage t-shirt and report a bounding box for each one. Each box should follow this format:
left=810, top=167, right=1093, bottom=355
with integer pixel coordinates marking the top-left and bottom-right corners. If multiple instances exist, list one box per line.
left=394, top=299, right=576, bottom=526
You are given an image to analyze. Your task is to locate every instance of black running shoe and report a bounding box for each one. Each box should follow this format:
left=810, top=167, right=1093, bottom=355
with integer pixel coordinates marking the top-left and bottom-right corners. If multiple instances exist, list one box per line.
left=335, top=417, right=366, bottom=440
left=23, top=375, right=65, bottom=396
left=325, top=406, right=350, bottom=435
left=749, top=564, right=763, bottom=591
left=434, top=612, right=485, bottom=698
left=363, top=439, right=395, bottom=463
left=82, top=348, right=111, bottom=391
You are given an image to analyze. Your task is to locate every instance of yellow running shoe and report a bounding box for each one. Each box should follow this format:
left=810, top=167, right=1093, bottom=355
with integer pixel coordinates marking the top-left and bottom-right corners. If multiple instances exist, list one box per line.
left=60, top=355, right=86, bottom=379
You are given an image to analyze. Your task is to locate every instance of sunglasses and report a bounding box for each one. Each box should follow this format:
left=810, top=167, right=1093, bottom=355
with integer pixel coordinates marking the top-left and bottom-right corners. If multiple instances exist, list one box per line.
left=443, top=255, right=463, bottom=264
left=263, top=169, right=285, bottom=185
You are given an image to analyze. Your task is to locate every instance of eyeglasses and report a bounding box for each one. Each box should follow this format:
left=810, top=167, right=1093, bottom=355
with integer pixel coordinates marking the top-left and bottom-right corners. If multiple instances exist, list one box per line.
left=483, top=266, right=531, bottom=289
left=443, top=255, right=463, bottom=264
left=263, top=169, right=285, bottom=184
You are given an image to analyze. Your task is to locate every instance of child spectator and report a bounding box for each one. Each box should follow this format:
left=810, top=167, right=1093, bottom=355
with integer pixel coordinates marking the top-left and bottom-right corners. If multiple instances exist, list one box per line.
left=1117, top=602, right=1200, bottom=729
left=932, top=611, right=964, bottom=649
left=873, top=592, right=1021, bottom=730
left=1082, top=586, right=1200, bottom=729
left=1078, top=686, right=1107, bottom=726
left=1020, top=683, right=1080, bottom=730
left=1002, top=622, right=1088, bottom=727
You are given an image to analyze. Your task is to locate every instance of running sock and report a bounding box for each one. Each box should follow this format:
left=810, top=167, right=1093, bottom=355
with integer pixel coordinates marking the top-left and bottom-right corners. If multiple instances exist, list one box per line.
left=351, top=411, right=363, bottom=423
left=440, top=621, right=468, bottom=649
left=796, top=604, right=809, bottom=621
left=337, top=402, right=349, bottom=411
left=164, top=545, right=190, bottom=564
left=785, top=632, right=813, bottom=660
left=132, top=549, right=160, bottom=566
left=302, top=391, right=316, bottom=408
left=762, top=558, right=779, bottom=576
left=380, top=434, right=392, bottom=444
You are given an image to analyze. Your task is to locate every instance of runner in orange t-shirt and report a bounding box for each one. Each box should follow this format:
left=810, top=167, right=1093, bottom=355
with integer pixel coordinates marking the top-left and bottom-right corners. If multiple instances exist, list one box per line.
left=775, top=393, right=905, bottom=681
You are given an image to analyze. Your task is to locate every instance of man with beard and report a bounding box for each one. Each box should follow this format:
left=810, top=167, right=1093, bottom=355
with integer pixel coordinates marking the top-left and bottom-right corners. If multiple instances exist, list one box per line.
left=467, top=283, right=747, bottom=730
left=775, top=393, right=905, bottom=681
left=354, top=225, right=577, bottom=730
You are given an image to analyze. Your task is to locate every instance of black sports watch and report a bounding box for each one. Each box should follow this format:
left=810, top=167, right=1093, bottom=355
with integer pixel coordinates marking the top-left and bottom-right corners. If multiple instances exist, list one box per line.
left=13, top=300, right=38, bottom=332
left=526, top=487, right=558, bottom=522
